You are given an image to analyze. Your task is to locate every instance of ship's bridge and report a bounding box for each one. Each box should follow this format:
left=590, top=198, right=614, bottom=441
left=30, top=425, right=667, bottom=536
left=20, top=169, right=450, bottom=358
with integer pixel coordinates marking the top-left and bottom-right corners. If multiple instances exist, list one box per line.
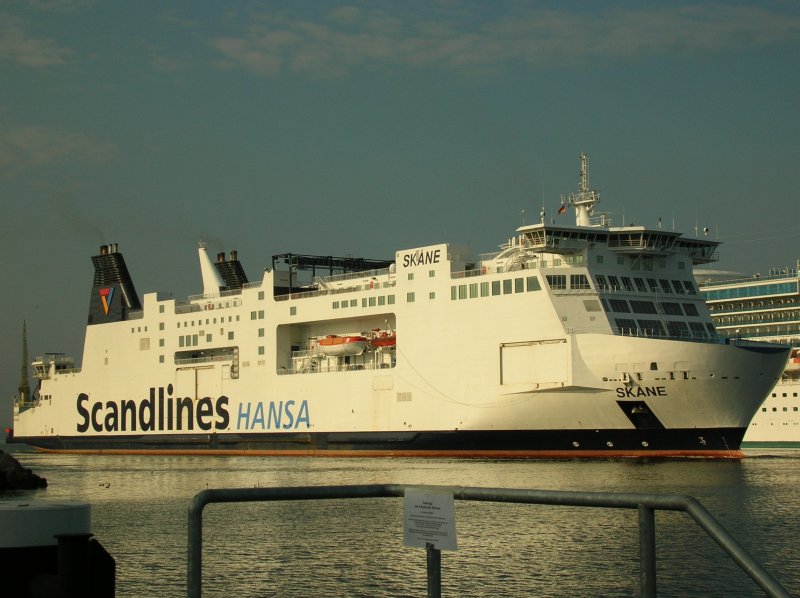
left=514, top=223, right=719, bottom=265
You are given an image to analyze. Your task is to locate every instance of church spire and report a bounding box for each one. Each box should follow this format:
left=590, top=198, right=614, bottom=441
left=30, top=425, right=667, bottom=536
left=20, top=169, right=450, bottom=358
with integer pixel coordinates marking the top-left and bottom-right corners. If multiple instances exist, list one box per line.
left=18, top=321, right=31, bottom=403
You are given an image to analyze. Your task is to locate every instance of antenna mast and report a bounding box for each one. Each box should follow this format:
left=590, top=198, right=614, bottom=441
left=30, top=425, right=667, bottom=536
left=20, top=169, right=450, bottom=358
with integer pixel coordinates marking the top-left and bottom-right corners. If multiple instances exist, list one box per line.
left=561, top=152, right=601, bottom=226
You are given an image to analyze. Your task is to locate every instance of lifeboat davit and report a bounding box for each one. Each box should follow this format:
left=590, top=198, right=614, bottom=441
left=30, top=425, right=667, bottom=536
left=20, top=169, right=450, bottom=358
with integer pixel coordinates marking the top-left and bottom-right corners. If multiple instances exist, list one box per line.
left=318, top=335, right=368, bottom=356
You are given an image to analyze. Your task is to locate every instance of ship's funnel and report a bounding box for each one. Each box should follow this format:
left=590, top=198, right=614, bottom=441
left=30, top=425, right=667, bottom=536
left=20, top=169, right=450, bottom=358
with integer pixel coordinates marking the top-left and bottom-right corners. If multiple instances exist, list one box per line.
left=88, top=244, right=141, bottom=325
left=198, top=242, right=224, bottom=296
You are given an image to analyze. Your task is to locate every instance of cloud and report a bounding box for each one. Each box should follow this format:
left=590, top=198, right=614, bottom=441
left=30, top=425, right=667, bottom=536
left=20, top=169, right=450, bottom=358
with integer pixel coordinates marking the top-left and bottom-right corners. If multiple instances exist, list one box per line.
left=0, top=125, right=114, bottom=176
left=210, top=3, right=800, bottom=77
left=0, top=14, right=73, bottom=67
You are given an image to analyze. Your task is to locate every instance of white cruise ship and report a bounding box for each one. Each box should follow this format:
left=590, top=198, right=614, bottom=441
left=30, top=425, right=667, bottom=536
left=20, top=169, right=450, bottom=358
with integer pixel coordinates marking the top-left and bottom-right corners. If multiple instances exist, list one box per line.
left=698, top=266, right=800, bottom=447
left=8, top=155, right=790, bottom=458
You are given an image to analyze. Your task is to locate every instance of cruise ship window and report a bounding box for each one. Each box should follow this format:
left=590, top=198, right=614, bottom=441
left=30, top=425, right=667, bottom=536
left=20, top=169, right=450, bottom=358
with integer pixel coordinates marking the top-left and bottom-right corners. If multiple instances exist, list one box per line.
left=332, top=301, right=339, bottom=309
left=159, top=305, right=165, bottom=313
left=608, top=276, right=620, bottom=291
left=503, top=279, right=513, bottom=294
left=350, top=300, right=357, bottom=307
left=595, top=275, right=608, bottom=290
left=408, top=273, right=414, bottom=281
left=514, top=278, right=524, bottom=293
left=378, top=296, right=385, bottom=305
left=647, top=278, right=659, bottom=292
left=659, top=280, right=672, bottom=294
left=388, top=295, right=395, bottom=304
left=596, top=255, right=604, bottom=264
left=671, top=280, right=685, bottom=294
left=429, top=292, right=436, bottom=299
left=369, top=297, right=376, bottom=306
left=480, top=282, right=490, bottom=296
left=258, top=328, right=264, bottom=337
left=470, top=283, right=479, bottom=298
left=621, top=277, right=633, bottom=291
left=458, top=285, right=467, bottom=299
left=290, top=306, right=297, bottom=315
left=407, top=292, right=415, bottom=302
left=492, top=281, right=501, bottom=296
left=634, top=278, right=647, bottom=292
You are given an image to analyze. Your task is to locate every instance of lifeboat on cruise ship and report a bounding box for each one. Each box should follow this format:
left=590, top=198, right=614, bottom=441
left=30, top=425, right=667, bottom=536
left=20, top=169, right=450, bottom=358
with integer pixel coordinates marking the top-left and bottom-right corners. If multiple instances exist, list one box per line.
left=318, top=335, right=369, bottom=356
left=785, top=348, right=800, bottom=372
left=370, top=329, right=397, bottom=348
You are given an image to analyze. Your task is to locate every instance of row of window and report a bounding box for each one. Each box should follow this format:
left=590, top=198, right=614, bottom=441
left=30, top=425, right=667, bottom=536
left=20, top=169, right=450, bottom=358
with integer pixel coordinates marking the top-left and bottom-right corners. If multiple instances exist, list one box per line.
left=703, top=281, right=799, bottom=301
left=596, top=275, right=697, bottom=296
left=614, top=318, right=714, bottom=338
left=451, top=276, right=542, bottom=300
left=604, top=299, right=700, bottom=317
left=332, top=295, right=397, bottom=309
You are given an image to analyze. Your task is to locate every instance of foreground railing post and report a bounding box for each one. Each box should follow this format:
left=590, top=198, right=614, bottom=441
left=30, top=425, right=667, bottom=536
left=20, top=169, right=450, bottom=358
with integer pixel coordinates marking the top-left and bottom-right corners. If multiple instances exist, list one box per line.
left=426, top=542, right=441, bottom=598
left=638, top=504, right=656, bottom=598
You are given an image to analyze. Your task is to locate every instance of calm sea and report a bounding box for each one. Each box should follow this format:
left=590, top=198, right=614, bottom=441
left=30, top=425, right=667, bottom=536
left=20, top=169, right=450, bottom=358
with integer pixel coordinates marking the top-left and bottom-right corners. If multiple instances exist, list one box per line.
left=1, top=444, right=799, bottom=597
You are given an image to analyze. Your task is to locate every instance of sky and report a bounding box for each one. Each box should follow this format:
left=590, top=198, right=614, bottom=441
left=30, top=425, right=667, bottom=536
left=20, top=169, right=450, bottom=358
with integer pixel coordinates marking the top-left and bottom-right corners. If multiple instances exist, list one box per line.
left=1, top=0, right=799, bottom=429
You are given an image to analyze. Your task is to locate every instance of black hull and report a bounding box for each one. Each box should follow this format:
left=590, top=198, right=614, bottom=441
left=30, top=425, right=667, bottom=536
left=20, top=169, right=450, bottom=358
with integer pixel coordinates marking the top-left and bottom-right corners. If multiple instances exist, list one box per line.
left=11, top=427, right=747, bottom=458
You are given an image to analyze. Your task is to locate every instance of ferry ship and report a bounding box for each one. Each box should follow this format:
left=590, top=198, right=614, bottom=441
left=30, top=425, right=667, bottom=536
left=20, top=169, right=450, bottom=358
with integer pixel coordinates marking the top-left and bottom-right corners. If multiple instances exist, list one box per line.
left=698, top=265, right=800, bottom=447
left=8, top=155, right=790, bottom=457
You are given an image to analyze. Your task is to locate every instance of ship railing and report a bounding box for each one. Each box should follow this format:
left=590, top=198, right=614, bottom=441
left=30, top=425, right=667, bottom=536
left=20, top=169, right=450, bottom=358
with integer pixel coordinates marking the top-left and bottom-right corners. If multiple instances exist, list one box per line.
left=175, top=355, right=235, bottom=366
left=274, top=280, right=397, bottom=302
left=188, top=484, right=792, bottom=598
left=279, top=361, right=394, bottom=375
left=699, top=270, right=799, bottom=288
left=242, top=281, right=263, bottom=289
left=175, top=303, right=203, bottom=314
left=612, top=327, right=723, bottom=344
left=316, top=267, right=392, bottom=285
left=188, top=288, right=243, bottom=302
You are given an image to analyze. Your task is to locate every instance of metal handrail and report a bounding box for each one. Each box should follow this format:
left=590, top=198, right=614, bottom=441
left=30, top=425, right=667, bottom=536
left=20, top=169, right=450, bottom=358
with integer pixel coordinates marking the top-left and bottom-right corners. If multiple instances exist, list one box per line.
left=187, top=484, right=791, bottom=598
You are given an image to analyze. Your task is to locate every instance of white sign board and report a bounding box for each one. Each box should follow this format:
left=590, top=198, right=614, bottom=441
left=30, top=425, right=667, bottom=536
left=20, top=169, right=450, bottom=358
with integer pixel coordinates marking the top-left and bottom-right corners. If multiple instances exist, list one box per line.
left=403, top=489, right=457, bottom=551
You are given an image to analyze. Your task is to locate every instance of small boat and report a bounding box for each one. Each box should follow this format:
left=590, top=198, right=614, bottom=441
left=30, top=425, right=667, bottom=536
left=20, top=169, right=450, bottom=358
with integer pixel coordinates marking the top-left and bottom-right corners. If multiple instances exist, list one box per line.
left=369, top=329, right=397, bottom=348
left=317, top=335, right=368, bottom=356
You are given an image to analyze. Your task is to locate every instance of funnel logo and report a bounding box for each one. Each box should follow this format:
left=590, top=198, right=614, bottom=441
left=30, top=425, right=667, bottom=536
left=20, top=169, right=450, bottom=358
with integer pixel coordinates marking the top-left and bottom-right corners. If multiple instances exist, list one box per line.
left=99, top=287, right=114, bottom=315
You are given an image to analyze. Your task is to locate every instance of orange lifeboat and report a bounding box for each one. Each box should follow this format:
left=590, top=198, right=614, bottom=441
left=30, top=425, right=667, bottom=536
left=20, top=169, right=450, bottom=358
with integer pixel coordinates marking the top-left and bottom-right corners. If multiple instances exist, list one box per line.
left=318, top=335, right=368, bottom=356
left=370, top=329, right=397, bottom=348
left=785, top=348, right=800, bottom=372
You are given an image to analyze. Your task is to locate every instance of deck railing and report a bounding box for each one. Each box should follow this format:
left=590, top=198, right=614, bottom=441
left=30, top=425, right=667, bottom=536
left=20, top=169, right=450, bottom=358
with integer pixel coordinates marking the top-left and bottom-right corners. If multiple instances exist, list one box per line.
left=187, top=484, right=791, bottom=598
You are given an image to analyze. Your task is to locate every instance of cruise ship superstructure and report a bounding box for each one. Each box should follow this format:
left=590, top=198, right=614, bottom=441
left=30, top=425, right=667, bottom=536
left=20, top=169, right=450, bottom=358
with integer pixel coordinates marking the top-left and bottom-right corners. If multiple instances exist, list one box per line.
left=699, top=266, right=800, bottom=447
left=9, top=154, right=790, bottom=457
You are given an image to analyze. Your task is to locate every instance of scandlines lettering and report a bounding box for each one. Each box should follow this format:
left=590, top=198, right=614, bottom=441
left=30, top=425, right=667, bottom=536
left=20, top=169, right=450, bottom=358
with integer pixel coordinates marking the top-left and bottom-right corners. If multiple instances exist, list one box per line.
left=76, top=385, right=230, bottom=433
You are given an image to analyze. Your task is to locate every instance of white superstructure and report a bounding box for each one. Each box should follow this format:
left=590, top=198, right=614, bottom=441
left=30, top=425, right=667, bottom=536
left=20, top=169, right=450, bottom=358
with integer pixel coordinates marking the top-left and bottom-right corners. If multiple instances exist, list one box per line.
left=9, top=155, right=790, bottom=457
